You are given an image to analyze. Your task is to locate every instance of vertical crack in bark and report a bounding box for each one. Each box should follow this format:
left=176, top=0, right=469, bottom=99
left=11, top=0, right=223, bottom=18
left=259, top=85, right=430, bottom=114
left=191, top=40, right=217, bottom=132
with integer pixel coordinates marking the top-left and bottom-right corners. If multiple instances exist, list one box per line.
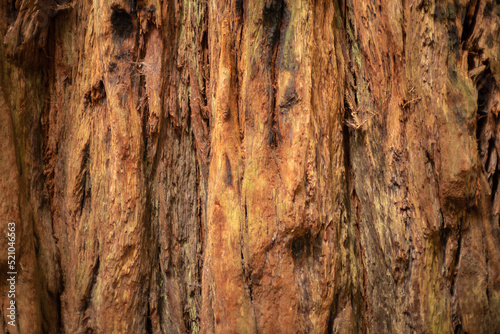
left=145, top=300, right=153, bottom=334
left=80, top=161, right=91, bottom=217
left=474, top=64, right=498, bottom=205
left=461, top=0, right=481, bottom=45
left=225, top=153, right=233, bottom=186
left=240, top=241, right=254, bottom=306
left=75, top=140, right=91, bottom=216
left=327, top=289, right=339, bottom=333
left=450, top=220, right=462, bottom=298
left=333, top=1, right=363, bottom=330
left=264, top=0, right=284, bottom=148
left=156, top=259, right=164, bottom=334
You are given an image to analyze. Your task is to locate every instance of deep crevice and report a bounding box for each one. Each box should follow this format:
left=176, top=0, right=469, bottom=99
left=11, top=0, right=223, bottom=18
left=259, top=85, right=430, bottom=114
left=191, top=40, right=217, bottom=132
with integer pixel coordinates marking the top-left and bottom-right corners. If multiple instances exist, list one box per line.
left=264, top=0, right=285, bottom=148
left=477, top=73, right=495, bottom=113
left=450, top=220, right=462, bottom=296
left=327, top=291, right=339, bottom=333
left=291, top=236, right=307, bottom=259
left=461, top=0, right=480, bottom=44
left=7, top=0, right=18, bottom=25
left=236, top=0, right=243, bottom=18
left=263, top=0, right=284, bottom=53
left=145, top=300, right=153, bottom=334
left=454, top=323, right=465, bottom=334
left=78, top=142, right=91, bottom=216
left=225, top=153, right=232, bottom=186
left=290, top=231, right=312, bottom=261
left=472, top=62, right=498, bottom=205
left=157, top=260, right=164, bottom=333
left=111, top=7, right=133, bottom=40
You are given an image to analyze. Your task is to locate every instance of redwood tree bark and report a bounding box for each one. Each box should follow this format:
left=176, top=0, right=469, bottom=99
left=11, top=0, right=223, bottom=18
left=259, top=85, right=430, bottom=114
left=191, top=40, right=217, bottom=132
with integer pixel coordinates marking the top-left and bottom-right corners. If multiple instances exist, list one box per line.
left=0, top=0, right=499, bottom=333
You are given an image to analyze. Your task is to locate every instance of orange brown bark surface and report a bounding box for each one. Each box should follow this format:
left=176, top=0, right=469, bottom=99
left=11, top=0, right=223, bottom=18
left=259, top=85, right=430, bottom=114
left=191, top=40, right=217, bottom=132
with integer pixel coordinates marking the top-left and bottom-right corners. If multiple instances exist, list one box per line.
left=0, top=0, right=499, bottom=333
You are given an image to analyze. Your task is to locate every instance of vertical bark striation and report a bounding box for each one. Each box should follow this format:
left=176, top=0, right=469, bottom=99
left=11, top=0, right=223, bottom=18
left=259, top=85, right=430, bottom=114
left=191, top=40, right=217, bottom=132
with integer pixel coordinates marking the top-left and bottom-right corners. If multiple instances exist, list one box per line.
left=0, top=0, right=499, bottom=333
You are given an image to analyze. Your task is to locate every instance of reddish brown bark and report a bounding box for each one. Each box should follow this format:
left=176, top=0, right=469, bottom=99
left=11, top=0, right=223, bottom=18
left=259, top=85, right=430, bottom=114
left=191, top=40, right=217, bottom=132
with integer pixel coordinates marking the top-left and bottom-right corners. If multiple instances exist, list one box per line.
left=0, top=0, right=499, bottom=333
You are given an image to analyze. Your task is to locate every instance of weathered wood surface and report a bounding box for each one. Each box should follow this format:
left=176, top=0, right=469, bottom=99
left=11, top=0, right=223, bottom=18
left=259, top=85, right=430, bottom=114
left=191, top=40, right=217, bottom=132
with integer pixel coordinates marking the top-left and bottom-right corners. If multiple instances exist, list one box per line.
left=0, top=0, right=499, bottom=333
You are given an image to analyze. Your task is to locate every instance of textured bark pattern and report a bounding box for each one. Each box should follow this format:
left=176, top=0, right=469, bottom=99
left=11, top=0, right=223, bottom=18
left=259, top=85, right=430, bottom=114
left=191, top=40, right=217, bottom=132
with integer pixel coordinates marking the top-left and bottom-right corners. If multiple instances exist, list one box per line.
left=0, top=0, right=499, bottom=333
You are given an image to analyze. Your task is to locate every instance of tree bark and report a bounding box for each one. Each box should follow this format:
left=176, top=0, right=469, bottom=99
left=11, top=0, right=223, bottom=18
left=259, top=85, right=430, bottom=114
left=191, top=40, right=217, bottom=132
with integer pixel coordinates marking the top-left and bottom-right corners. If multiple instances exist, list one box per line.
left=0, top=0, right=499, bottom=333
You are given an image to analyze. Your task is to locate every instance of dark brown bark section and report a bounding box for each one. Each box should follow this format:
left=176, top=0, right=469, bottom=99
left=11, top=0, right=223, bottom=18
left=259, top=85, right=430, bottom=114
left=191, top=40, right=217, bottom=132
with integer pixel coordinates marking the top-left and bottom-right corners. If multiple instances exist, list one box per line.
left=0, top=0, right=499, bottom=333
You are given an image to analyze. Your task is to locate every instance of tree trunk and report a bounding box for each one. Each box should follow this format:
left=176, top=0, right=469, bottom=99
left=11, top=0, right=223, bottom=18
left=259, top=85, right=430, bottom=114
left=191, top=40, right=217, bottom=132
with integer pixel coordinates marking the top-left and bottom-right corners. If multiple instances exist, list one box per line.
left=1, top=0, right=499, bottom=333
